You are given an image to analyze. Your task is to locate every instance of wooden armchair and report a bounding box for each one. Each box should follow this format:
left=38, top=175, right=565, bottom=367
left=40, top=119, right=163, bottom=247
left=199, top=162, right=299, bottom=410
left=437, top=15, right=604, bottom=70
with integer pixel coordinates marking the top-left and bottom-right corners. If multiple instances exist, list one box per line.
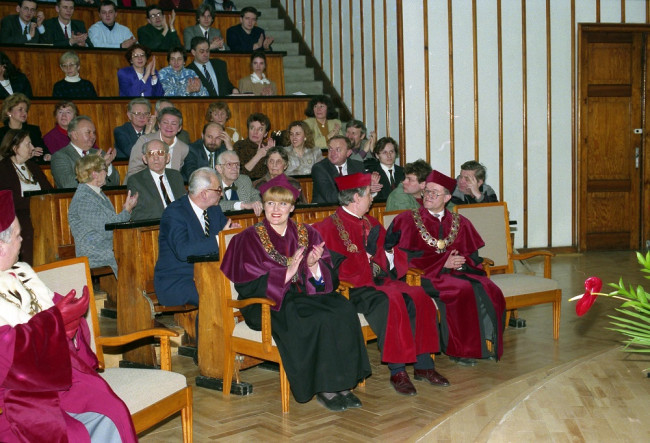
left=34, top=257, right=193, bottom=441
left=453, top=202, right=561, bottom=339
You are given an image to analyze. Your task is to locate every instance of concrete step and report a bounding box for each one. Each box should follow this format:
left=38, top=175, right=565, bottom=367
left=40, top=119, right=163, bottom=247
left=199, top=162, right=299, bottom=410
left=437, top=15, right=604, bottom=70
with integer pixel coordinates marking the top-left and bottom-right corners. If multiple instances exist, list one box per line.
left=268, top=30, right=292, bottom=43
left=257, top=8, right=278, bottom=19
left=258, top=19, right=286, bottom=31
left=285, top=81, right=323, bottom=95
left=283, top=54, right=306, bottom=68
left=244, top=0, right=272, bottom=7
left=284, top=67, right=314, bottom=82
left=273, top=42, right=299, bottom=55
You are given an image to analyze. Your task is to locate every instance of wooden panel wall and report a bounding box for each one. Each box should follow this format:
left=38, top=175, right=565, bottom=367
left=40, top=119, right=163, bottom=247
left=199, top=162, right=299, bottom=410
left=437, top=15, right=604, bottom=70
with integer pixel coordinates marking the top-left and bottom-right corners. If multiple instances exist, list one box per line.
left=1, top=46, right=285, bottom=97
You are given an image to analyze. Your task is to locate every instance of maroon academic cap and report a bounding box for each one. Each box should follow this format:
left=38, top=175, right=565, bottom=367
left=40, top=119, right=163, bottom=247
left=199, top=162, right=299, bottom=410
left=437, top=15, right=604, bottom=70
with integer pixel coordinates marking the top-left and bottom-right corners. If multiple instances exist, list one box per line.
left=425, top=170, right=457, bottom=194
left=0, top=190, right=16, bottom=232
left=334, top=172, right=372, bottom=191
left=258, top=174, right=300, bottom=201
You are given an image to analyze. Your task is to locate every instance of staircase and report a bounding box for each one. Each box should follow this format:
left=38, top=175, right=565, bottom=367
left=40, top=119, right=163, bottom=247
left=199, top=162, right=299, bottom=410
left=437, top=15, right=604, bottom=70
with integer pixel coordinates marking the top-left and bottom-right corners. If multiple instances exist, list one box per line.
left=243, top=0, right=324, bottom=94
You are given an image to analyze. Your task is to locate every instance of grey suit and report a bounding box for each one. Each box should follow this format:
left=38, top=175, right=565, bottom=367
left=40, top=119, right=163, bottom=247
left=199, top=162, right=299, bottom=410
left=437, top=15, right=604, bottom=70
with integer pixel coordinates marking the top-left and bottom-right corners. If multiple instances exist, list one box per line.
left=127, top=168, right=186, bottom=221
left=51, top=144, right=121, bottom=189
left=217, top=173, right=260, bottom=212
left=125, top=131, right=189, bottom=183
left=183, top=25, right=228, bottom=51
left=311, top=158, right=366, bottom=204
left=68, top=183, right=131, bottom=275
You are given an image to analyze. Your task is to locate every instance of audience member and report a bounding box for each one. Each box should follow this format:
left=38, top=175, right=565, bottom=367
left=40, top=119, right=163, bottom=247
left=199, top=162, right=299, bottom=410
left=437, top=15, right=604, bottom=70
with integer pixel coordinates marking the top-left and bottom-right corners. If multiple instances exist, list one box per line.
left=127, top=139, right=185, bottom=220
left=386, top=170, right=506, bottom=365
left=252, top=147, right=307, bottom=204
left=450, top=160, right=498, bottom=205
left=126, top=107, right=188, bottom=180
left=88, top=1, right=136, bottom=49
left=221, top=175, right=371, bottom=412
left=313, top=173, right=448, bottom=397
left=238, top=51, right=277, bottom=95
left=52, top=51, right=98, bottom=98
left=0, top=52, right=33, bottom=99
left=183, top=3, right=228, bottom=51
left=137, top=5, right=181, bottom=52
left=0, top=0, right=46, bottom=44
left=188, top=37, right=238, bottom=97
left=310, top=135, right=365, bottom=204
left=364, top=137, right=404, bottom=201
left=0, top=130, right=53, bottom=264
left=226, top=6, right=273, bottom=51
left=43, top=0, right=93, bottom=47
left=51, top=116, right=120, bottom=188
left=0, top=93, right=46, bottom=161
left=345, top=119, right=376, bottom=161
left=159, top=46, right=208, bottom=97
left=154, top=167, right=236, bottom=306
left=283, top=120, right=322, bottom=176
left=181, top=122, right=233, bottom=181
left=0, top=191, right=137, bottom=442
left=68, top=154, right=138, bottom=275
left=215, top=150, right=262, bottom=215
left=154, top=99, right=191, bottom=144
left=385, top=159, right=432, bottom=211
left=43, top=101, right=79, bottom=155
left=118, top=43, right=164, bottom=97
left=206, top=101, right=240, bottom=142
left=202, top=0, right=235, bottom=11
left=113, top=98, right=152, bottom=159
left=303, top=95, right=343, bottom=149
left=159, top=0, right=193, bottom=10
left=233, top=112, right=273, bottom=180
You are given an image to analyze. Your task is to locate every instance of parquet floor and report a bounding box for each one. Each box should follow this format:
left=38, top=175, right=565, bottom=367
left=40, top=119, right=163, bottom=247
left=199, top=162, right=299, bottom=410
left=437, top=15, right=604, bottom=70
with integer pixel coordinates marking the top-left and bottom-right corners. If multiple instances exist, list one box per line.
left=112, top=250, right=650, bottom=442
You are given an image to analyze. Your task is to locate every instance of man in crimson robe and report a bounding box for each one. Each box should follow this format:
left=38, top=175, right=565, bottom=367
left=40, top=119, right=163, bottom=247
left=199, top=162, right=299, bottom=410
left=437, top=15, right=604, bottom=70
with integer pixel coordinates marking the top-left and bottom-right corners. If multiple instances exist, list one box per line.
left=0, top=190, right=137, bottom=442
left=314, top=173, right=449, bottom=396
left=386, top=170, right=506, bottom=366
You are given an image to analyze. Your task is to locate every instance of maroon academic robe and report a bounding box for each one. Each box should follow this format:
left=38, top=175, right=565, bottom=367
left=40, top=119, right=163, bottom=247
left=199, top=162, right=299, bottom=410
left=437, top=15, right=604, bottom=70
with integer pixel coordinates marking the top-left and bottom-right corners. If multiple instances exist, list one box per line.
left=389, top=207, right=506, bottom=360
left=314, top=207, right=439, bottom=364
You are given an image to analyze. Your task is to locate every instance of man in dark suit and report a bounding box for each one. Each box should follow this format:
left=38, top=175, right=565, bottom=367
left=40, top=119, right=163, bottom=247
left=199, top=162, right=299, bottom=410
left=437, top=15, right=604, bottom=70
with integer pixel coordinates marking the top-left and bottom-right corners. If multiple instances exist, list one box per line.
left=137, top=4, right=181, bottom=52
left=51, top=116, right=120, bottom=188
left=181, top=122, right=234, bottom=181
left=311, top=135, right=369, bottom=204
left=154, top=167, right=237, bottom=306
left=214, top=150, right=262, bottom=215
left=43, top=0, right=93, bottom=47
left=183, top=3, right=228, bottom=51
left=363, top=137, right=405, bottom=201
left=113, top=98, right=152, bottom=159
left=0, top=0, right=46, bottom=44
left=127, top=139, right=186, bottom=221
left=188, top=37, right=238, bottom=97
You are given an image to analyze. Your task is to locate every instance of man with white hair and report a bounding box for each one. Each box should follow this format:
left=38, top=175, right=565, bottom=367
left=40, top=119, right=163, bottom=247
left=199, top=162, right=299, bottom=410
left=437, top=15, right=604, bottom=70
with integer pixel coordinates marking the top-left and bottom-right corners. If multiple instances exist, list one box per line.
left=214, top=150, right=263, bottom=216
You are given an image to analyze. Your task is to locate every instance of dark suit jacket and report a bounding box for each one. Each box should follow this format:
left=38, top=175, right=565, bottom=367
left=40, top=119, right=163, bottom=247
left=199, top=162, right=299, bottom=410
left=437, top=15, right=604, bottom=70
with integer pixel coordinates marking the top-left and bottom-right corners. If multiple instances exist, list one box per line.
left=311, top=158, right=365, bottom=204
left=154, top=195, right=227, bottom=306
left=364, top=159, right=405, bottom=201
left=113, top=122, right=142, bottom=159
left=180, top=139, right=227, bottom=181
left=50, top=144, right=120, bottom=188
left=188, top=60, right=235, bottom=97
left=0, top=15, right=45, bottom=44
left=137, top=24, right=181, bottom=52
left=43, top=18, right=93, bottom=47
left=183, top=25, right=228, bottom=51
left=127, top=168, right=186, bottom=221
left=0, top=73, right=32, bottom=99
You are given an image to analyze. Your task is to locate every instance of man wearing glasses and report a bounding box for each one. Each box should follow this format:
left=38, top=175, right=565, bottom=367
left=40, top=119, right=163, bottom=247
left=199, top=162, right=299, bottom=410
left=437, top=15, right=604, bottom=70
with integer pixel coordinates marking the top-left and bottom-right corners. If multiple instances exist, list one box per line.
left=137, top=4, right=180, bottom=52
left=127, top=139, right=186, bottom=221
left=0, top=0, right=45, bottom=44
left=214, top=150, right=263, bottom=216
left=155, top=167, right=239, bottom=307
left=386, top=170, right=506, bottom=367
left=113, top=98, right=152, bottom=159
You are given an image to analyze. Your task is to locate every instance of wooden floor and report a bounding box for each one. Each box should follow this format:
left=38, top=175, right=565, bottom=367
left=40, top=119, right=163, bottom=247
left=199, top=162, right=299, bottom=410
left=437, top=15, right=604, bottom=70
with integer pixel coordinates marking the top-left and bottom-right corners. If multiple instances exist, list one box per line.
left=111, top=250, right=650, bottom=442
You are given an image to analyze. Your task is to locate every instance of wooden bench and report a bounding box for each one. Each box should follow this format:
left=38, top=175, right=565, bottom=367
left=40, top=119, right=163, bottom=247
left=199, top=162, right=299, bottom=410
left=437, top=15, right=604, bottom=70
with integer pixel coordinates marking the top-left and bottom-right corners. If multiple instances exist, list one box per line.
left=1, top=45, right=286, bottom=97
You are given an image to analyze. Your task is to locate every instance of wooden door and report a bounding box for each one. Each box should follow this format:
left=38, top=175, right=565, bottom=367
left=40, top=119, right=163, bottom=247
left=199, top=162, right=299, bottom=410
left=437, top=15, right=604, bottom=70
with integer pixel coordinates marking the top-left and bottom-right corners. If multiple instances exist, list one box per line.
left=578, top=26, right=646, bottom=250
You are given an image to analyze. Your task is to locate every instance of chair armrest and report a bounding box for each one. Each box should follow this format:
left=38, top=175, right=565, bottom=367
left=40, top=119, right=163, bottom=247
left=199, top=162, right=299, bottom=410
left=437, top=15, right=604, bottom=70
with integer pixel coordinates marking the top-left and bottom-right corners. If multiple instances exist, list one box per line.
left=511, top=250, right=554, bottom=278
left=482, top=258, right=494, bottom=277
left=96, top=328, right=177, bottom=371
left=338, top=281, right=354, bottom=299
left=406, top=268, right=424, bottom=286
left=228, top=297, right=277, bottom=309
left=226, top=297, right=276, bottom=352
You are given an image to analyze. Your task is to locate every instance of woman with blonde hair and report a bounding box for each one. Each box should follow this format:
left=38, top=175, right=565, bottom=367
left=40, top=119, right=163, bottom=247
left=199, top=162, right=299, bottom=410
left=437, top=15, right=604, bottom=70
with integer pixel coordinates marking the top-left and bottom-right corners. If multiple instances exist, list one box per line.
left=52, top=51, right=98, bottom=98
left=0, top=93, right=46, bottom=160
left=205, top=101, right=239, bottom=142
left=283, top=120, right=323, bottom=176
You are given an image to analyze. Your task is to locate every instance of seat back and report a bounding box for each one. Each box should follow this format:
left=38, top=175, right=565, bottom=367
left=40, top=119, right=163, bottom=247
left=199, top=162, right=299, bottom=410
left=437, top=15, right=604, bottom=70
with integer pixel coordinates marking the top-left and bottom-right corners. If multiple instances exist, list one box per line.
left=381, top=209, right=407, bottom=230
left=454, top=202, right=513, bottom=273
left=219, top=227, right=246, bottom=301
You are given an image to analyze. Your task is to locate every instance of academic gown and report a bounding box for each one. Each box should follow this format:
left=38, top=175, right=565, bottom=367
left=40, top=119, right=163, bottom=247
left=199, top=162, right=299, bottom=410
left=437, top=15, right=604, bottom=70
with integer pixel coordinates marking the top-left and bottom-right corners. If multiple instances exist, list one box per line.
left=313, top=208, right=440, bottom=364
left=220, top=219, right=371, bottom=403
left=388, top=207, right=506, bottom=360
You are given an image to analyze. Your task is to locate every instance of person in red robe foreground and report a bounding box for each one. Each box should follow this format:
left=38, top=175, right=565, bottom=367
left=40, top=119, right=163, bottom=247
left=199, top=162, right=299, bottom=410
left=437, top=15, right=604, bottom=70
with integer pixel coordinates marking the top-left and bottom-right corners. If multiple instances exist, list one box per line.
left=314, top=173, right=449, bottom=396
left=0, top=190, right=136, bottom=442
left=386, top=170, right=506, bottom=366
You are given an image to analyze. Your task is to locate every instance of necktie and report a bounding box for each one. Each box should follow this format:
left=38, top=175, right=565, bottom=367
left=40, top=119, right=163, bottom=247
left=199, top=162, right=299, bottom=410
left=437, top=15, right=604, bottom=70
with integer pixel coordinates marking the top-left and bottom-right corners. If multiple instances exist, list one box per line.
left=202, top=64, right=217, bottom=95
left=205, top=30, right=209, bottom=39
left=203, top=209, right=210, bottom=237
left=82, top=150, right=88, bottom=156
left=136, top=132, right=142, bottom=138
left=23, top=24, right=28, bottom=36
left=159, top=175, right=172, bottom=206
left=388, top=169, right=395, bottom=189
left=338, top=166, right=343, bottom=176
left=208, top=152, right=215, bottom=169
left=64, top=25, right=69, bottom=39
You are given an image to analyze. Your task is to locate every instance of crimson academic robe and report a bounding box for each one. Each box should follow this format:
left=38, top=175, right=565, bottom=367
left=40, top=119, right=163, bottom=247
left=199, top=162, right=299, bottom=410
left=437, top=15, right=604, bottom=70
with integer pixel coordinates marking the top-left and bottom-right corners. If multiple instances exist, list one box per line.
left=388, top=207, right=506, bottom=360
left=313, top=208, right=439, bottom=364
left=220, top=219, right=370, bottom=403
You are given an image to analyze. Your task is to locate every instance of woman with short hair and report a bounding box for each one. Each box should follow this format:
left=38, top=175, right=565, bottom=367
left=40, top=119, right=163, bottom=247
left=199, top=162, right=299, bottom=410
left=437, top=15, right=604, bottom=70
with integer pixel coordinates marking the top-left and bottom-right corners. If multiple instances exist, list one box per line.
left=52, top=51, right=98, bottom=98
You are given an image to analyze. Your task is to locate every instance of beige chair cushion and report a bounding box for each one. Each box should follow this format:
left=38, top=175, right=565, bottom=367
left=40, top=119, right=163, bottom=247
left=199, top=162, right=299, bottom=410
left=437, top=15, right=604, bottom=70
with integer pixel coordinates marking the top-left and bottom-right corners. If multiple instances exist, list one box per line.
left=101, top=368, right=187, bottom=414
left=490, top=274, right=559, bottom=297
left=358, top=313, right=369, bottom=327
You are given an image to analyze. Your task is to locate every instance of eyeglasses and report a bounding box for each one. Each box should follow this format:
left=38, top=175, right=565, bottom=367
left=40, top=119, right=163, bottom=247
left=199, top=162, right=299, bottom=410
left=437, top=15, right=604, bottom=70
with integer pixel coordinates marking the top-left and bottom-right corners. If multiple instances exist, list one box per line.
left=146, top=150, right=166, bottom=157
left=207, top=187, right=223, bottom=195
left=219, top=162, right=240, bottom=169
left=148, top=12, right=162, bottom=18
left=60, top=63, right=78, bottom=69
left=131, top=53, right=146, bottom=59
left=423, top=190, right=446, bottom=198
left=130, top=111, right=151, bottom=117
left=327, top=147, right=346, bottom=153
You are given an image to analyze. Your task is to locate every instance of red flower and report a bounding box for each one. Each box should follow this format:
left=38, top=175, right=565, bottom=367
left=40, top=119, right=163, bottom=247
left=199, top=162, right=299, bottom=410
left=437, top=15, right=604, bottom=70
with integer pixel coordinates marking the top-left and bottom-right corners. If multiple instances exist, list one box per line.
left=576, top=276, right=602, bottom=316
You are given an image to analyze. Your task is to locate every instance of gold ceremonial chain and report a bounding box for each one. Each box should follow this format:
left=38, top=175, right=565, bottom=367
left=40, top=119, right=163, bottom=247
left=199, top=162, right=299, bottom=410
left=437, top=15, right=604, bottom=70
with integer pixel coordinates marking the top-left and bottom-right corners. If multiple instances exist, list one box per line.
left=410, top=209, right=460, bottom=254
left=0, top=267, right=43, bottom=316
left=255, top=221, right=309, bottom=282
left=11, top=161, right=37, bottom=185
left=331, top=213, right=365, bottom=253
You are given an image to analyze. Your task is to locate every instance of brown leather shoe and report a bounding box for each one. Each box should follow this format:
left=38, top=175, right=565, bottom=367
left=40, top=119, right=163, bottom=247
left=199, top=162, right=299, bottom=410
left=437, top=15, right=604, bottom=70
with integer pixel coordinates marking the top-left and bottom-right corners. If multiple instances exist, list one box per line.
left=390, top=371, right=417, bottom=396
left=414, top=368, right=450, bottom=387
